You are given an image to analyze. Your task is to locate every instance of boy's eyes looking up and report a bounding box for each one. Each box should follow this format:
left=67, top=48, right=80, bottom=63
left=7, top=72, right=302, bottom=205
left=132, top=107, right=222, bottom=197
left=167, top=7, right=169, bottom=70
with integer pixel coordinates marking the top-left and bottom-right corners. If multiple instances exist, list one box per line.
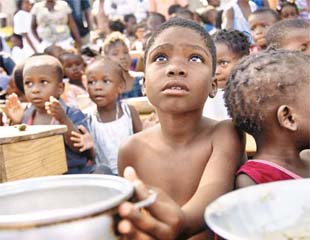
left=152, top=54, right=204, bottom=63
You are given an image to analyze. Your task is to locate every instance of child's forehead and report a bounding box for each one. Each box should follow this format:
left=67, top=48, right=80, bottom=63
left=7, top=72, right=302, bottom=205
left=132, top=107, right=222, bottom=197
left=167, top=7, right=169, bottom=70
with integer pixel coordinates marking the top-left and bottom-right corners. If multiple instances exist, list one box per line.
left=151, top=27, right=206, bottom=49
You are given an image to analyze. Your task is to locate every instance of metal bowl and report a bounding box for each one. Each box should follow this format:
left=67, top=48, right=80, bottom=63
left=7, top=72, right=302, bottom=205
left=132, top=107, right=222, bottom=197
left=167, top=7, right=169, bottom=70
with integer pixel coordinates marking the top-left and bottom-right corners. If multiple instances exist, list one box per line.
left=0, top=174, right=134, bottom=240
left=205, top=179, right=310, bottom=240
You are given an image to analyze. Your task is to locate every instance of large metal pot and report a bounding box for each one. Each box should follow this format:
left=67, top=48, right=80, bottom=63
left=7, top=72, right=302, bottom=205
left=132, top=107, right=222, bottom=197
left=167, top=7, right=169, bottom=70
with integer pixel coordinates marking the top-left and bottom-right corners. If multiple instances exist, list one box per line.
left=0, top=174, right=146, bottom=240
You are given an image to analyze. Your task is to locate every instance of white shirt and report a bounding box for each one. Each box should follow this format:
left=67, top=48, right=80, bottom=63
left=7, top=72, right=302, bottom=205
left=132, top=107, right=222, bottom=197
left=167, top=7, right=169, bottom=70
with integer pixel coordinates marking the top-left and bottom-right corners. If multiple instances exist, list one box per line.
left=14, top=10, right=39, bottom=55
left=202, top=89, right=230, bottom=121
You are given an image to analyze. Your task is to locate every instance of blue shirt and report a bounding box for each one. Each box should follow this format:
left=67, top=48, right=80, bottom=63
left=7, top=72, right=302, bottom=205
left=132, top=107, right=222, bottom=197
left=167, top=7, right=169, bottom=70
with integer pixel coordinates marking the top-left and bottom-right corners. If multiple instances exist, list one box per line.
left=22, top=99, right=91, bottom=174
left=120, top=76, right=143, bottom=99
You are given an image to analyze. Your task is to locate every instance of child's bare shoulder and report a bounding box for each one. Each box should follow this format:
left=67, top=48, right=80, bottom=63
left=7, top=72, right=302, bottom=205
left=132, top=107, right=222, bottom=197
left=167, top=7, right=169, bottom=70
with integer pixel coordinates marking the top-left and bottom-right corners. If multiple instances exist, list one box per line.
left=118, top=126, right=160, bottom=174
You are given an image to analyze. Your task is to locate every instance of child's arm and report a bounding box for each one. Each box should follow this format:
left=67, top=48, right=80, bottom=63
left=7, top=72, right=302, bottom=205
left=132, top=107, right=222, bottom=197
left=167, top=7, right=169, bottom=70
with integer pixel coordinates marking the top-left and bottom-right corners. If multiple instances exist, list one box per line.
left=128, top=105, right=143, bottom=133
left=222, top=8, right=234, bottom=30
left=3, top=93, right=24, bottom=124
left=179, top=121, right=245, bottom=237
left=45, top=97, right=82, bottom=152
left=118, top=121, right=245, bottom=240
left=118, top=167, right=185, bottom=240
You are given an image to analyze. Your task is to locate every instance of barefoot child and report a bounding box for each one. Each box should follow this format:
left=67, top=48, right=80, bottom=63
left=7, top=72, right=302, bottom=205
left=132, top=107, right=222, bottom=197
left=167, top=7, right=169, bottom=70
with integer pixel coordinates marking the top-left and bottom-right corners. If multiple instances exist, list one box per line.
left=4, top=55, right=92, bottom=174
left=203, top=29, right=251, bottom=121
left=118, top=18, right=245, bottom=239
left=266, top=18, right=310, bottom=55
left=70, top=57, right=142, bottom=175
left=224, top=50, right=310, bottom=188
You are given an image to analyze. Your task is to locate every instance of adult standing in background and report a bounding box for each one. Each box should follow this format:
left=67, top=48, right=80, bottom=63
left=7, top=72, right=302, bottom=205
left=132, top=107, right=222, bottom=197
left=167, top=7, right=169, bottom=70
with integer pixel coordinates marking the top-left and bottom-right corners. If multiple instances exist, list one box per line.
left=65, top=0, right=93, bottom=46
left=148, top=0, right=188, bottom=19
left=14, top=0, right=39, bottom=56
left=31, top=0, right=82, bottom=51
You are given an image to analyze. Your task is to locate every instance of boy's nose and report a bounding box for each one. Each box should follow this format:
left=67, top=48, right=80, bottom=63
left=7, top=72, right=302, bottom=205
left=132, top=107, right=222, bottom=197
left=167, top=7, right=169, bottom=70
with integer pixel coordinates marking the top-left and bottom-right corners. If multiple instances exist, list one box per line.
left=166, top=64, right=187, bottom=77
left=215, top=66, right=222, bottom=76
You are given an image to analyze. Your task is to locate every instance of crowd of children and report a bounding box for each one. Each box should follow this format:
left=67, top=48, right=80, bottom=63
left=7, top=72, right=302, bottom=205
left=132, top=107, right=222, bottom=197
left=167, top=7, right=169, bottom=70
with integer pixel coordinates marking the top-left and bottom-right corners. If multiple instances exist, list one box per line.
left=0, top=0, right=309, bottom=239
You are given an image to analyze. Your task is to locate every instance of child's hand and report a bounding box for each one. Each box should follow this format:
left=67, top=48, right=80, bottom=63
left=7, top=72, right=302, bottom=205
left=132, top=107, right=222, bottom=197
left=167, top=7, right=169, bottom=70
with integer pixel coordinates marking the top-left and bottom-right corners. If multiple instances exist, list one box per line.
left=70, top=125, right=94, bottom=152
left=118, top=167, right=185, bottom=240
left=4, top=93, right=24, bottom=124
left=45, top=96, right=67, bottom=123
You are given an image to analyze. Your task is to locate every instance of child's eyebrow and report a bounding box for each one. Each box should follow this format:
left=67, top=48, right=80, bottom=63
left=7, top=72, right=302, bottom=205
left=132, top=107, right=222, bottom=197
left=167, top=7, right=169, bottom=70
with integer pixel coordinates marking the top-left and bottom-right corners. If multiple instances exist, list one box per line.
left=149, top=43, right=210, bottom=57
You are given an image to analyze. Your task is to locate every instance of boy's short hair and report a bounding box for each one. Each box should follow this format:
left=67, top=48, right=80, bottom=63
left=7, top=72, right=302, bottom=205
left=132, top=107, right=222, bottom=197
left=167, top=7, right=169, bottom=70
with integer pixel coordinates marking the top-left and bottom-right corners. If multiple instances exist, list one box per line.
left=148, top=12, right=166, bottom=24
left=266, top=19, right=310, bottom=49
left=124, top=14, right=136, bottom=23
left=59, top=52, right=85, bottom=65
left=102, top=32, right=127, bottom=55
left=23, top=55, right=64, bottom=82
left=213, top=29, right=250, bottom=58
left=144, top=17, right=216, bottom=75
left=250, top=7, right=280, bottom=22
left=224, top=50, right=310, bottom=137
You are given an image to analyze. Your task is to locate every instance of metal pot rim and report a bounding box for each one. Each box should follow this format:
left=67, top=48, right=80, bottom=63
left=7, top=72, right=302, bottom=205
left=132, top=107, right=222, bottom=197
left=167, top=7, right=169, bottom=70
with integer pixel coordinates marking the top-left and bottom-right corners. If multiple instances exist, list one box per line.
left=0, top=174, right=134, bottom=228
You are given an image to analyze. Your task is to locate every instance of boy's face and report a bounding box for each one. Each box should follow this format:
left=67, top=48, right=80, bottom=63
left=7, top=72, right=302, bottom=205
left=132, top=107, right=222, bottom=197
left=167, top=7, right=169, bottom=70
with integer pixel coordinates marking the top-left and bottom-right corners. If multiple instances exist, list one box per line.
left=23, top=65, right=63, bottom=110
left=144, top=27, right=215, bottom=113
left=249, top=13, right=277, bottom=48
left=62, top=55, right=84, bottom=81
left=86, top=63, right=123, bottom=107
left=215, top=42, right=239, bottom=89
left=281, top=29, right=310, bottom=55
left=106, top=42, right=131, bottom=70
left=281, top=5, right=298, bottom=19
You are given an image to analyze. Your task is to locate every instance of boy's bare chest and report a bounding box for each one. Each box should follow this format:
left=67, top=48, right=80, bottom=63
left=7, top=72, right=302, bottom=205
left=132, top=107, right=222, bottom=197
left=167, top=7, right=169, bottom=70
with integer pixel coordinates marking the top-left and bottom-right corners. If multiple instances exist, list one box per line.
left=136, top=143, right=212, bottom=204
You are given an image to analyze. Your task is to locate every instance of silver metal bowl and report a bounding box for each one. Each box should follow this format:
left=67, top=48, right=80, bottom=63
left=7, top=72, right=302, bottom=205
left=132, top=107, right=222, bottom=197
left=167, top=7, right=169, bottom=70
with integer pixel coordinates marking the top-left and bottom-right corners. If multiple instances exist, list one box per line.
left=205, top=179, right=310, bottom=240
left=0, top=174, right=134, bottom=240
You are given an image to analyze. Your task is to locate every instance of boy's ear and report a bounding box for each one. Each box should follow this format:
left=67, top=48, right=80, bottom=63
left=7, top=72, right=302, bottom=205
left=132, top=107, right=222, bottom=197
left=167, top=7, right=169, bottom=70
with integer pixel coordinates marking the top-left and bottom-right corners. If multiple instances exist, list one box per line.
left=208, top=77, right=218, bottom=98
left=277, top=105, right=297, bottom=131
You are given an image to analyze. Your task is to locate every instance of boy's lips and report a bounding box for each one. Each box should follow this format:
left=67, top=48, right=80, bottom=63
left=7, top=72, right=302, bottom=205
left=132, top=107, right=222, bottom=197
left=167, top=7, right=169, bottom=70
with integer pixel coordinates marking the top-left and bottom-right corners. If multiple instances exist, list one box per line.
left=31, top=98, right=44, bottom=103
left=162, top=81, right=189, bottom=96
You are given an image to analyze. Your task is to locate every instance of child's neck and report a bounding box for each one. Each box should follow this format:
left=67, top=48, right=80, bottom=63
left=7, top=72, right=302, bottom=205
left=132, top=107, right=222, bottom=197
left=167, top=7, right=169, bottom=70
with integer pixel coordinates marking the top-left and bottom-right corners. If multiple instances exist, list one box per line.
left=157, top=109, right=204, bottom=146
left=33, top=108, right=53, bottom=125
left=97, top=102, right=121, bottom=122
left=69, top=79, right=85, bottom=89
left=254, top=138, right=308, bottom=176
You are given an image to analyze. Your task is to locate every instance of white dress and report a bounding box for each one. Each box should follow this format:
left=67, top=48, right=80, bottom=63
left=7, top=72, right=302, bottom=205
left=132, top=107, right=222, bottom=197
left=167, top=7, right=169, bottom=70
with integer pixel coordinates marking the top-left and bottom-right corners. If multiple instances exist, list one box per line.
left=87, top=102, right=134, bottom=175
left=202, top=89, right=230, bottom=121
left=14, top=10, right=40, bottom=55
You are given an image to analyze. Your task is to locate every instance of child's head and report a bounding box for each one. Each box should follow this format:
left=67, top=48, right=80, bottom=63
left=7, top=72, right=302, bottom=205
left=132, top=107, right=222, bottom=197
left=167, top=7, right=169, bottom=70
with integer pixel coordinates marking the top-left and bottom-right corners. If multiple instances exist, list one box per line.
left=213, top=29, right=250, bottom=88
left=16, top=0, right=32, bottom=12
left=59, top=53, right=85, bottom=82
left=199, top=6, right=217, bottom=26
left=143, top=18, right=216, bottom=112
left=10, top=34, right=23, bottom=49
left=146, top=13, right=166, bottom=33
left=23, top=55, right=64, bottom=109
left=102, top=32, right=131, bottom=70
left=174, top=9, right=194, bottom=21
left=109, top=19, right=126, bottom=33
left=266, top=19, right=310, bottom=55
left=124, top=14, right=137, bottom=36
left=224, top=50, right=310, bottom=147
left=248, top=8, right=280, bottom=49
left=85, top=57, right=125, bottom=107
left=276, top=0, right=299, bottom=19
left=44, top=45, right=66, bottom=59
